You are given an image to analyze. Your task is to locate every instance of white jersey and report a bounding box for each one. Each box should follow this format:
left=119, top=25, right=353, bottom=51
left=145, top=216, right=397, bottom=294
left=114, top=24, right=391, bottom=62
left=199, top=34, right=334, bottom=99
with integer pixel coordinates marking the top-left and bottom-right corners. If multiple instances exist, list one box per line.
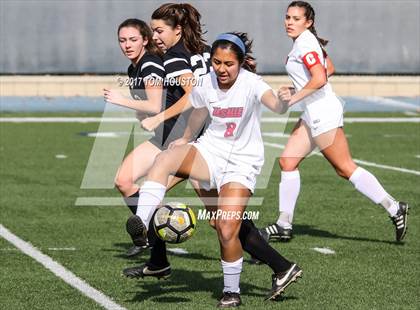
left=190, top=69, right=271, bottom=175
left=285, top=29, right=335, bottom=104
left=285, top=30, right=344, bottom=137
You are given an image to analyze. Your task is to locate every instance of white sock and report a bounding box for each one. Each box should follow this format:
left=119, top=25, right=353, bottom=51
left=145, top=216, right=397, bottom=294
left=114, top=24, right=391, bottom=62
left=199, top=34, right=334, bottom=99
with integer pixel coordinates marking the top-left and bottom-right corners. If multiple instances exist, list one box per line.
left=380, top=196, right=399, bottom=217
left=135, top=181, right=166, bottom=228
left=276, top=170, right=300, bottom=228
left=349, top=167, right=398, bottom=216
left=221, top=257, right=243, bottom=293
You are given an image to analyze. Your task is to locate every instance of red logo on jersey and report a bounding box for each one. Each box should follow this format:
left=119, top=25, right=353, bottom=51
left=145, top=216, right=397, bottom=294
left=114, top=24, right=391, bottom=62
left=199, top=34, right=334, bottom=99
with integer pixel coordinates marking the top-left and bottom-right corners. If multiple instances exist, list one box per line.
left=302, top=51, right=321, bottom=70
left=212, top=107, right=243, bottom=118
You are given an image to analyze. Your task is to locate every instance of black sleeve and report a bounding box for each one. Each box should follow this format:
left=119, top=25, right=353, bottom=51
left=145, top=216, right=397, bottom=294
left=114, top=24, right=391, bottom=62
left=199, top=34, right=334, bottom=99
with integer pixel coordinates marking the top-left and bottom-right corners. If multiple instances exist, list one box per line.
left=140, top=54, right=165, bottom=81
left=163, top=50, right=192, bottom=79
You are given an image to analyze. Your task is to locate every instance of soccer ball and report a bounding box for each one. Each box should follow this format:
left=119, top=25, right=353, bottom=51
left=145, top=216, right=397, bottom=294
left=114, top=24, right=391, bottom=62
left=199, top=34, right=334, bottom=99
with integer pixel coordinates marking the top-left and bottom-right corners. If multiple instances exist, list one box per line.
left=153, top=202, right=197, bottom=244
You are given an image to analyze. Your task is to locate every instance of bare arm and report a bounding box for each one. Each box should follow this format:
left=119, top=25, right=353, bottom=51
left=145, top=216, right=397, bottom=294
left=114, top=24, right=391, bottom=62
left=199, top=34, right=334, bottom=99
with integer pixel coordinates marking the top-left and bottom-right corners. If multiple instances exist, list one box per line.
left=182, top=107, right=209, bottom=141
left=141, top=73, right=196, bottom=131
left=168, top=107, right=209, bottom=149
left=260, top=89, right=288, bottom=114
left=287, top=63, right=327, bottom=107
left=326, top=56, right=335, bottom=77
left=103, top=80, right=162, bottom=114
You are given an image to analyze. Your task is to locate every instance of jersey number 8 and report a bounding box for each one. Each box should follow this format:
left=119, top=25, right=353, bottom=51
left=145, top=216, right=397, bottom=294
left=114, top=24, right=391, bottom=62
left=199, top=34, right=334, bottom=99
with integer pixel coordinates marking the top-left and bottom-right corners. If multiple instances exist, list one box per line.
left=224, top=122, right=237, bottom=137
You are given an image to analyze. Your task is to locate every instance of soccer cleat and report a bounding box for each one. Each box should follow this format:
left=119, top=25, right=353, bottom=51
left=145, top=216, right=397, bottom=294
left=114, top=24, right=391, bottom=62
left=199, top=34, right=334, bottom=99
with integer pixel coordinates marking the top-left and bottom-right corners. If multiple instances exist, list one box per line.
left=216, top=291, right=242, bottom=308
left=123, top=263, right=171, bottom=280
left=266, top=263, right=302, bottom=301
left=261, top=223, right=292, bottom=242
left=125, top=245, right=146, bottom=257
left=390, top=202, right=409, bottom=242
left=126, top=215, right=148, bottom=247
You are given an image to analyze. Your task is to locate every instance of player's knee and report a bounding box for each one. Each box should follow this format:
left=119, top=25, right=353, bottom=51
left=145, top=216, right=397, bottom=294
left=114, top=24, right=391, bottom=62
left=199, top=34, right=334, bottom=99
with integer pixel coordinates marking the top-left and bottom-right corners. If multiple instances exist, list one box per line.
left=279, top=156, right=298, bottom=171
left=216, top=219, right=239, bottom=244
left=114, top=176, right=133, bottom=193
left=334, top=161, right=357, bottom=179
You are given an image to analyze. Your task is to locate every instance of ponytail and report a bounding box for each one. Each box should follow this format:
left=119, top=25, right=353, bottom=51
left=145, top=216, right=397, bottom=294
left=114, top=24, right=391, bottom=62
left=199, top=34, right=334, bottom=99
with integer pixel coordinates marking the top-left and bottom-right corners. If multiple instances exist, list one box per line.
left=151, top=3, right=207, bottom=54
left=288, top=1, right=328, bottom=47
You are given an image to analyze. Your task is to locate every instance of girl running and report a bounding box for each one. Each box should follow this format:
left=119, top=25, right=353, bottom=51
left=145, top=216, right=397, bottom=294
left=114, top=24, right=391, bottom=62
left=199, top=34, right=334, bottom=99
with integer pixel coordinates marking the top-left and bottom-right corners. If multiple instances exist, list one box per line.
left=261, top=1, right=408, bottom=243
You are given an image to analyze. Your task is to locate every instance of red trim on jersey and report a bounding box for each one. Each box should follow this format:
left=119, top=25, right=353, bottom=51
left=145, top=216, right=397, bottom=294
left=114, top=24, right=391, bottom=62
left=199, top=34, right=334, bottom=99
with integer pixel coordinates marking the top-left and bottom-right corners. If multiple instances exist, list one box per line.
left=302, top=51, right=321, bottom=70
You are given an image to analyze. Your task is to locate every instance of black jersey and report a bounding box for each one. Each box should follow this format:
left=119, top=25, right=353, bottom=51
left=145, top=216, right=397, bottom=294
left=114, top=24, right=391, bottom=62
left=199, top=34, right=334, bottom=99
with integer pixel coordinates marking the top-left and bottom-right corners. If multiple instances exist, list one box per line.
left=163, top=40, right=211, bottom=109
left=153, top=40, right=211, bottom=149
left=127, top=52, right=165, bottom=100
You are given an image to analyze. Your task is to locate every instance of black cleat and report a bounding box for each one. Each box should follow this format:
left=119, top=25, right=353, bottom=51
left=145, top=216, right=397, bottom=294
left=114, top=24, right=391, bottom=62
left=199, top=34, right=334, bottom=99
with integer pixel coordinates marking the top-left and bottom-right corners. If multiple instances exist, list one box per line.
left=390, top=202, right=409, bottom=242
left=123, top=263, right=171, bottom=280
left=217, top=291, right=242, bottom=308
left=125, top=245, right=146, bottom=257
left=266, top=263, right=302, bottom=300
left=126, top=215, right=148, bottom=247
left=262, top=223, right=292, bottom=242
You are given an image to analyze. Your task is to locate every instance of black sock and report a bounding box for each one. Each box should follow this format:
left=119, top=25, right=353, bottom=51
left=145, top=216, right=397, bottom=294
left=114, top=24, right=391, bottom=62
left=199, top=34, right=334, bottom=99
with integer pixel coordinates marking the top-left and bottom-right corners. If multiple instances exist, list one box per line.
left=124, top=191, right=139, bottom=214
left=239, top=219, right=292, bottom=273
left=147, top=220, right=169, bottom=268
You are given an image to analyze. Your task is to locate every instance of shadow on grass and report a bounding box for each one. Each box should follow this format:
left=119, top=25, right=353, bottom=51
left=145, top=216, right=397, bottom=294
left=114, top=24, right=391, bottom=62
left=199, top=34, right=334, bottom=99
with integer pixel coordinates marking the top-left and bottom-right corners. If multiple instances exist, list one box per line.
left=125, top=268, right=274, bottom=304
left=107, top=242, right=220, bottom=261
left=102, top=242, right=150, bottom=260
left=289, top=224, right=402, bottom=245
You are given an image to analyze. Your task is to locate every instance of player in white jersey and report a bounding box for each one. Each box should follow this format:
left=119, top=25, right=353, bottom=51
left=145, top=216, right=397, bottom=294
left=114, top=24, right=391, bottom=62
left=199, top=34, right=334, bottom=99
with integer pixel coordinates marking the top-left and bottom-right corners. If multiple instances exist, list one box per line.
left=261, top=1, right=408, bottom=243
left=124, top=32, right=301, bottom=307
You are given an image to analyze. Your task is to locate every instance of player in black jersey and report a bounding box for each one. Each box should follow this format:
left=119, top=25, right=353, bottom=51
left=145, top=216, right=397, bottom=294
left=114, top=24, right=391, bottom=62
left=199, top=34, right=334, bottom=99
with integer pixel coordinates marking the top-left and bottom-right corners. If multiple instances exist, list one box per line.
left=122, top=3, right=216, bottom=263
left=103, top=19, right=169, bottom=257
left=104, top=14, right=212, bottom=258
left=104, top=15, right=212, bottom=257
left=140, top=4, right=211, bottom=135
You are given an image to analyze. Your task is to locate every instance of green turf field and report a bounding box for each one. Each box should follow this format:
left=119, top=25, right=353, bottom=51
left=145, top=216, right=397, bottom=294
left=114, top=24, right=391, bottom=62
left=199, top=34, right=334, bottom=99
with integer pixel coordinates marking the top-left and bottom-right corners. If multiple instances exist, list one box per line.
left=1, top=112, right=419, bottom=310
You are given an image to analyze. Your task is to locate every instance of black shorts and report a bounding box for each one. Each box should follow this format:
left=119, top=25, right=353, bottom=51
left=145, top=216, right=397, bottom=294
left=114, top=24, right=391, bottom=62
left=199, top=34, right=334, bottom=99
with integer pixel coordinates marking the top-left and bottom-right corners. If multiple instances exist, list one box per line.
left=149, top=114, right=210, bottom=151
left=148, top=118, right=186, bottom=151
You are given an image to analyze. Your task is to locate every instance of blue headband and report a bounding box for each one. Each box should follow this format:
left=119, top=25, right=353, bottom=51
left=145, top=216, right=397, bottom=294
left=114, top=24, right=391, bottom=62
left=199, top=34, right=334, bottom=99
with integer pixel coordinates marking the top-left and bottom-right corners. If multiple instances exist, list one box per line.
left=215, top=33, right=246, bottom=55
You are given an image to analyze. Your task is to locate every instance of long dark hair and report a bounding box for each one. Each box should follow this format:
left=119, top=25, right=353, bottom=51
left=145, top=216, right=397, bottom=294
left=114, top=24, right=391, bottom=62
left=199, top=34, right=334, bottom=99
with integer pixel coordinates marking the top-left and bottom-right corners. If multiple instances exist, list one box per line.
left=288, top=1, right=328, bottom=47
left=151, top=3, right=207, bottom=54
left=118, top=18, right=163, bottom=57
left=211, top=32, right=257, bottom=73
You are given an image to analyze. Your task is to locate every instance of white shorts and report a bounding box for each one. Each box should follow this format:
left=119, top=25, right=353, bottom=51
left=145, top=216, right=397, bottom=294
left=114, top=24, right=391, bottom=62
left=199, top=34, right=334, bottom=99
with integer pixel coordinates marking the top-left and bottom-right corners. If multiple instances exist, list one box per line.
left=300, top=95, right=344, bottom=137
left=190, top=142, right=258, bottom=194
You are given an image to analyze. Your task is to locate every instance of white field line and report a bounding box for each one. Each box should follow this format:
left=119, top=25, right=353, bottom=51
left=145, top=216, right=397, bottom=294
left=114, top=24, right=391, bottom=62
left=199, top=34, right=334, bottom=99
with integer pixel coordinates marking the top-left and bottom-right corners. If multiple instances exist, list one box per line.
left=167, top=248, right=189, bottom=255
left=404, top=111, right=419, bottom=116
left=312, top=247, right=336, bottom=255
left=0, top=117, right=419, bottom=123
left=0, top=224, right=126, bottom=310
left=263, top=142, right=420, bottom=176
left=358, top=96, right=419, bottom=111
left=0, top=247, right=76, bottom=251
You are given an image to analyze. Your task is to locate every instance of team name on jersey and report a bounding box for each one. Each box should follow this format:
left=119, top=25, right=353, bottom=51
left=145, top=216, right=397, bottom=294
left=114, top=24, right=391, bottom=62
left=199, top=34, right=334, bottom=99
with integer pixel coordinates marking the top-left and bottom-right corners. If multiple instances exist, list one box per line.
left=212, top=107, right=243, bottom=118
